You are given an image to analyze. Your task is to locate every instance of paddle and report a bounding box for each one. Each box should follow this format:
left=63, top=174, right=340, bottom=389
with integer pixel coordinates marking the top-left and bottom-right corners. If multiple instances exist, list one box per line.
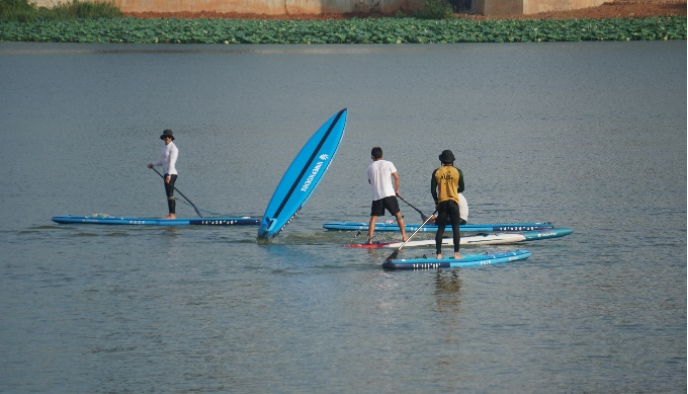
left=383, top=210, right=437, bottom=263
left=397, top=195, right=430, bottom=222
left=150, top=167, right=204, bottom=218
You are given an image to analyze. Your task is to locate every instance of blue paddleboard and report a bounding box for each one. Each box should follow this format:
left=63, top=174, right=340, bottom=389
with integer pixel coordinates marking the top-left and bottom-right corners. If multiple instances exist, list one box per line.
left=324, top=221, right=554, bottom=233
left=52, top=215, right=260, bottom=226
left=382, top=249, right=531, bottom=270
left=258, top=109, right=348, bottom=238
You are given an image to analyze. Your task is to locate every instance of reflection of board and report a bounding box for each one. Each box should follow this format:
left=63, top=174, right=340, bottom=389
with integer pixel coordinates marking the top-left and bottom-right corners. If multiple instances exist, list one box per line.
left=258, top=109, right=348, bottom=239
left=382, top=250, right=531, bottom=270
left=347, top=228, right=573, bottom=248
left=52, top=215, right=259, bottom=226
left=325, top=221, right=554, bottom=232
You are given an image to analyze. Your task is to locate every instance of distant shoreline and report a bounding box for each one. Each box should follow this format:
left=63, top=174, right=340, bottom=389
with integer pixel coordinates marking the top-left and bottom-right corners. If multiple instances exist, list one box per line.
left=123, top=0, right=687, bottom=21
left=0, top=15, right=685, bottom=44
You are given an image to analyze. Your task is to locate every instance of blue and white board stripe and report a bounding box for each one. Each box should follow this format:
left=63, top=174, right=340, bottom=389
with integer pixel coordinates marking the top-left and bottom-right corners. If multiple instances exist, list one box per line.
left=382, top=249, right=531, bottom=270
left=324, top=221, right=554, bottom=233
left=258, top=109, right=348, bottom=238
left=52, top=215, right=260, bottom=226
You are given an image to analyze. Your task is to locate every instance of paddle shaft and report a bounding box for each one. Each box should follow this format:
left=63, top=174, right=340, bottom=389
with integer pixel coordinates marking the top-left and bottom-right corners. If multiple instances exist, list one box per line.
left=384, top=210, right=437, bottom=262
left=397, top=195, right=429, bottom=222
left=150, top=167, right=203, bottom=218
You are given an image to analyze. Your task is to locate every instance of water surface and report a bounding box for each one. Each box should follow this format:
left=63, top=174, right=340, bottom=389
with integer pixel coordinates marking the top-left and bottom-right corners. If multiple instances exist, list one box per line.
left=0, top=41, right=685, bottom=393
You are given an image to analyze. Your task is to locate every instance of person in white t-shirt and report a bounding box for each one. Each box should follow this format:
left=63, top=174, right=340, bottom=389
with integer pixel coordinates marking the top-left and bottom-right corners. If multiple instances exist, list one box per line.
left=366, top=147, right=407, bottom=244
left=147, top=129, right=178, bottom=219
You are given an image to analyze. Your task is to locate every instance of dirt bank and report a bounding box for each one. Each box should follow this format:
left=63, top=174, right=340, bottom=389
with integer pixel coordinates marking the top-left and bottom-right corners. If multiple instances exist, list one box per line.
left=124, top=0, right=687, bottom=20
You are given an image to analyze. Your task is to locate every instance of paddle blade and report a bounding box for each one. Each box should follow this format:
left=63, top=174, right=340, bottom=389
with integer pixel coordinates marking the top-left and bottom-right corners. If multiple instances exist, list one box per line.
left=385, top=249, right=400, bottom=263
left=193, top=206, right=204, bottom=218
left=382, top=209, right=437, bottom=264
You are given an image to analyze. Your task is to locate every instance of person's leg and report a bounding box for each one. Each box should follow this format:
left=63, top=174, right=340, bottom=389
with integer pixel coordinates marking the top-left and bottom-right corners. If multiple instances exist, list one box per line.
left=368, top=199, right=384, bottom=244
left=447, top=201, right=462, bottom=259
left=435, top=203, right=448, bottom=259
left=386, top=196, right=407, bottom=242
left=164, top=174, right=177, bottom=219
left=367, top=215, right=378, bottom=244
left=394, top=212, right=407, bottom=242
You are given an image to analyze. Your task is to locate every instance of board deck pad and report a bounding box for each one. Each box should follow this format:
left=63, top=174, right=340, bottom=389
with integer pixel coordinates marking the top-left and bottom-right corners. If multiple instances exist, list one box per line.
left=258, top=109, right=348, bottom=238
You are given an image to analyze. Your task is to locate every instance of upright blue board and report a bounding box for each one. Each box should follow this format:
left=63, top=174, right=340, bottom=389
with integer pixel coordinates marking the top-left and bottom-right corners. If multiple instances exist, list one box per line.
left=258, top=109, right=348, bottom=239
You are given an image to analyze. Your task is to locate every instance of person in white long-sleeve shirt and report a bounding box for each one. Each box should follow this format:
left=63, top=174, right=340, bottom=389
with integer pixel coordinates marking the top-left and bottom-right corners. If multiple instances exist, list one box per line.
left=147, top=129, right=179, bottom=219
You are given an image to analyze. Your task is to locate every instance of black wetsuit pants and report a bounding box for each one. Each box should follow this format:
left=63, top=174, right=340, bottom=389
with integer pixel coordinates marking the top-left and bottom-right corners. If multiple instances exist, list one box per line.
left=164, top=174, right=177, bottom=215
left=435, top=200, right=461, bottom=254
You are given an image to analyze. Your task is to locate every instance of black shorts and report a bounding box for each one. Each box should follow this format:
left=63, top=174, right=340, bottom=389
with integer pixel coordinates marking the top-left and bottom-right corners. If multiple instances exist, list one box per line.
left=370, top=196, right=401, bottom=217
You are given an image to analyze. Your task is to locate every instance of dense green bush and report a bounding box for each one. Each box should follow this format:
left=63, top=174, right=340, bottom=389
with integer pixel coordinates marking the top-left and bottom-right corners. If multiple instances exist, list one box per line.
left=0, top=0, right=122, bottom=21
left=0, top=0, right=39, bottom=22
left=0, top=14, right=685, bottom=43
left=48, top=0, right=122, bottom=19
left=414, top=0, right=454, bottom=20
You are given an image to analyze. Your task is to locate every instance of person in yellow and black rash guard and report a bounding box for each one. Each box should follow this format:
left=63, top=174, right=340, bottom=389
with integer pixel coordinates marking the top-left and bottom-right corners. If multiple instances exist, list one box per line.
left=431, top=150, right=464, bottom=259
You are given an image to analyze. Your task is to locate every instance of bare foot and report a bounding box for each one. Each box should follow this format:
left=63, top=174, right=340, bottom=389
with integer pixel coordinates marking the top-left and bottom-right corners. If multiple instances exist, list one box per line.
left=454, top=253, right=463, bottom=259
left=163, top=214, right=176, bottom=219
left=436, top=253, right=443, bottom=259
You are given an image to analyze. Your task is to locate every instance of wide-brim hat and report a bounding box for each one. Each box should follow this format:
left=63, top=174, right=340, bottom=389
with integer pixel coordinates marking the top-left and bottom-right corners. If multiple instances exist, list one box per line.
left=439, top=149, right=455, bottom=163
left=160, top=129, right=175, bottom=140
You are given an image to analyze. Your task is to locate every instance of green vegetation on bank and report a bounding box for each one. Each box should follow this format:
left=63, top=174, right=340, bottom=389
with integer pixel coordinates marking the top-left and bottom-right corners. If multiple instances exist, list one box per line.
left=1, top=16, right=684, bottom=44
left=0, top=0, right=684, bottom=44
left=0, top=0, right=121, bottom=22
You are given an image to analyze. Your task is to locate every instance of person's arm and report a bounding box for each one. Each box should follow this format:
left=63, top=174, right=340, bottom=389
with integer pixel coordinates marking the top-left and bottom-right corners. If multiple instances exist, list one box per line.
left=457, top=168, right=464, bottom=194
left=430, top=169, right=438, bottom=204
left=392, top=172, right=400, bottom=195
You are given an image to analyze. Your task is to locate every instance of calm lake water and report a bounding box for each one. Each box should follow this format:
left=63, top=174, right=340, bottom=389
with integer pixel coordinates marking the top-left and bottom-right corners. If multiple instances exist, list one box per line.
left=0, top=41, right=685, bottom=393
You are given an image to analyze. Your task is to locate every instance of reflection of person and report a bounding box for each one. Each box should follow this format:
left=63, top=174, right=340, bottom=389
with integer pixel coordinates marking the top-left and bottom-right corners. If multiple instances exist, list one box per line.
left=431, top=150, right=464, bottom=259
left=367, top=147, right=407, bottom=244
left=147, top=129, right=178, bottom=219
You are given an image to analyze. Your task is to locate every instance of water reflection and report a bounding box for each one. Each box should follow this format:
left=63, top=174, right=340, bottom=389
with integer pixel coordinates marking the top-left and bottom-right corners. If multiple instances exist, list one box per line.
left=434, top=270, right=462, bottom=312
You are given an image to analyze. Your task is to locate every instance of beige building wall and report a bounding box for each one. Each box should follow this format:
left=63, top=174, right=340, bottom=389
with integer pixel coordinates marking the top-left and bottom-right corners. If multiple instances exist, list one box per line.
left=473, top=0, right=605, bottom=15
left=473, top=0, right=521, bottom=16
left=523, top=0, right=606, bottom=14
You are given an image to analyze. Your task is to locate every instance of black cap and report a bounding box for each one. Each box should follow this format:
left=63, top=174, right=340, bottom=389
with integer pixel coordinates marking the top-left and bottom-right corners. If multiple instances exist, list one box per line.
left=439, top=150, right=455, bottom=163
left=160, top=129, right=175, bottom=141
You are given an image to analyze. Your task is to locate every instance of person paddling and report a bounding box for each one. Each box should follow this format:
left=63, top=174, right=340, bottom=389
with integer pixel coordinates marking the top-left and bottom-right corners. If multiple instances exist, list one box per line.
left=366, top=147, right=408, bottom=244
left=431, top=149, right=464, bottom=259
left=147, top=129, right=178, bottom=219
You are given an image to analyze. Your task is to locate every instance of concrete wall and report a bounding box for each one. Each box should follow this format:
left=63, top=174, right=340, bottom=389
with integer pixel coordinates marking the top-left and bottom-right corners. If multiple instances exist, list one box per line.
left=473, top=0, right=605, bottom=15
left=473, top=0, right=522, bottom=16
left=31, top=0, right=604, bottom=15
left=523, top=0, right=606, bottom=14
